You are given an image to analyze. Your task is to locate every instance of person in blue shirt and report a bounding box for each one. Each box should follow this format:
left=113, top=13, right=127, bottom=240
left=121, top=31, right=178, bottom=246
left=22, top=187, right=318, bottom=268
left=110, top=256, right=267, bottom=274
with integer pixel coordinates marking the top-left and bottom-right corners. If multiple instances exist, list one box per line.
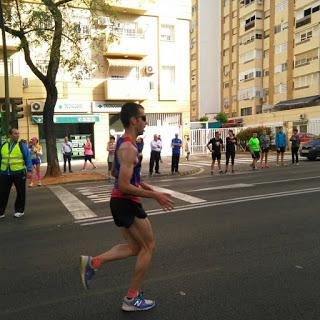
left=171, top=133, right=182, bottom=174
left=0, top=128, right=32, bottom=219
left=275, top=127, right=287, bottom=167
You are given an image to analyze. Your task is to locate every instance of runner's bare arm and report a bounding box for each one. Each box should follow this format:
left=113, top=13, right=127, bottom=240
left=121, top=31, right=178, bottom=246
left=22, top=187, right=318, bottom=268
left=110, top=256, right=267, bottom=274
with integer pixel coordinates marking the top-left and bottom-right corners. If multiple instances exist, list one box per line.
left=140, top=181, right=154, bottom=191
left=118, top=143, right=173, bottom=210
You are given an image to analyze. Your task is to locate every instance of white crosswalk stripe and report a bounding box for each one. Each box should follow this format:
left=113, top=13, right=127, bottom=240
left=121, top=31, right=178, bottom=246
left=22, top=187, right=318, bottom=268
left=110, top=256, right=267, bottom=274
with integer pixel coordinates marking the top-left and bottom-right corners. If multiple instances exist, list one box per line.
left=75, top=184, right=206, bottom=205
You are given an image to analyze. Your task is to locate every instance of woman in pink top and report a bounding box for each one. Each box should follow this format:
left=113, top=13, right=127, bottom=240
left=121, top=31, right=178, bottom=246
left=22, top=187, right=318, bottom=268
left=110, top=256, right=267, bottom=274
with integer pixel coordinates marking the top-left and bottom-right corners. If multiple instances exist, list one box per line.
left=82, top=136, right=97, bottom=171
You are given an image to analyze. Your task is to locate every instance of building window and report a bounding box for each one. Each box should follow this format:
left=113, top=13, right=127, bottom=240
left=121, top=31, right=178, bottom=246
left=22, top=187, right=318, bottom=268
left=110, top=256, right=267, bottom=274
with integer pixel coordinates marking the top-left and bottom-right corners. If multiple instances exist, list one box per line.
left=275, top=42, right=288, bottom=54
left=264, top=29, right=270, bottom=38
left=256, top=105, right=263, bottom=114
left=223, top=49, right=229, bottom=57
left=274, top=24, right=281, bottom=34
left=160, top=24, right=175, bottom=41
left=264, top=68, right=269, bottom=76
left=224, top=82, right=230, bottom=88
left=241, top=107, right=252, bottom=116
left=274, top=83, right=288, bottom=94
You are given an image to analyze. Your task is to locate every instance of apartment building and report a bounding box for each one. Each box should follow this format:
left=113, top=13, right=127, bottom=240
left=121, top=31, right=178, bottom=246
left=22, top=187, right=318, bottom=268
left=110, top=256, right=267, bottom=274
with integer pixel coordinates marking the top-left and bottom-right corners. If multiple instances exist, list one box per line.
left=0, top=0, right=191, bottom=161
left=190, top=0, right=220, bottom=121
left=221, top=0, right=320, bottom=133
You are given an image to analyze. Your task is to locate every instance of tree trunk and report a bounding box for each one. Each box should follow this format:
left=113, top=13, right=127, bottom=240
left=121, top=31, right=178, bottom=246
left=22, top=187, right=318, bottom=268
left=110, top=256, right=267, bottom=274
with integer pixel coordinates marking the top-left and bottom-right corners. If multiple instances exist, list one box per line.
left=43, top=85, right=61, bottom=177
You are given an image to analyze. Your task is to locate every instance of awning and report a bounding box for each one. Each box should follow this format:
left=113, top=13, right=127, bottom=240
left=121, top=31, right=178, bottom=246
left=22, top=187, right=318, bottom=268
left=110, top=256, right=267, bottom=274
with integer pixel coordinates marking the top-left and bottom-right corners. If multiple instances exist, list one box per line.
left=273, top=95, right=320, bottom=111
left=107, top=58, right=141, bottom=68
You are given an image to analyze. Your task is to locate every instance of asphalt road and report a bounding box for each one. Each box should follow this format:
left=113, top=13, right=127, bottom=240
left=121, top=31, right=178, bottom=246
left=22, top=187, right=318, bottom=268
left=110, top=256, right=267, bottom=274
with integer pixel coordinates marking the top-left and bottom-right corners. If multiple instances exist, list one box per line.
left=1, top=160, right=320, bottom=320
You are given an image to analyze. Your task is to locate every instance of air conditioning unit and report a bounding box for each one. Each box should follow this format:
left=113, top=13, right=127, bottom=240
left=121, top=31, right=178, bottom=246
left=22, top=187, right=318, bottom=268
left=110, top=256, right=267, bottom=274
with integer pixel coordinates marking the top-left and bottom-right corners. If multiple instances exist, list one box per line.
left=22, top=78, right=29, bottom=88
left=145, top=65, right=154, bottom=75
left=299, top=113, right=306, bottom=120
left=30, top=101, right=44, bottom=113
left=97, top=16, right=110, bottom=26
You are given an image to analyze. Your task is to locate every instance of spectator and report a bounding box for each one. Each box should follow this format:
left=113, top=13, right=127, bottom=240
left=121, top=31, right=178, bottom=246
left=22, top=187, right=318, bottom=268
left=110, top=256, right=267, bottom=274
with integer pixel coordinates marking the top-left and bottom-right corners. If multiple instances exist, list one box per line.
left=107, top=136, right=116, bottom=180
left=248, top=132, right=261, bottom=170
left=259, top=129, right=271, bottom=168
left=136, top=136, right=144, bottom=168
left=207, top=131, right=223, bottom=175
left=82, top=136, right=97, bottom=171
left=29, top=137, right=43, bottom=187
left=185, top=137, right=191, bottom=161
left=149, top=134, right=162, bottom=175
left=171, top=133, right=182, bottom=174
left=158, top=135, right=163, bottom=163
left=275, top=127, right=287, bottom=167
left=61, top=136, right=73, bottom=173
left=290, top=128, right=300, bottom=165
left=225, top=130, right=237, bottom=174
left=0, top=128, right=32, bottom=219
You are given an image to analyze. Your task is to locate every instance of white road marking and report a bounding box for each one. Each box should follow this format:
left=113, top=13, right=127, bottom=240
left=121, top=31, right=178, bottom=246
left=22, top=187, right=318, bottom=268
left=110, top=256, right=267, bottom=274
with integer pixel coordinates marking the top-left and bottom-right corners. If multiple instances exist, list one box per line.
left=151, top=186, right=206, bottom=204
left=192, top=183, right=254, bottom=192
left=48, top=185, right=97, bottom=220
left=78, top=187, right=320, bottom=227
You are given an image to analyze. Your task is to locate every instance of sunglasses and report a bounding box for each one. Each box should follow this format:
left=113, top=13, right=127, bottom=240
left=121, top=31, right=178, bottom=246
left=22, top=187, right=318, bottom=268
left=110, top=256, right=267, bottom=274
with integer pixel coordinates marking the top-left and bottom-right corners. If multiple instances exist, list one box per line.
left=137, top=115, right=147, bottom=122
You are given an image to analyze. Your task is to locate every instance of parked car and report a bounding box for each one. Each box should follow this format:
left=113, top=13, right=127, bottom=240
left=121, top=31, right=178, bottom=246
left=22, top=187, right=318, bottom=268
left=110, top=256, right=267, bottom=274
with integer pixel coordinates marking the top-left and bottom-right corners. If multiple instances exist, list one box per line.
left=300, top=138, right=320, bottom=160
left=298, top=132, right=318, bottom=143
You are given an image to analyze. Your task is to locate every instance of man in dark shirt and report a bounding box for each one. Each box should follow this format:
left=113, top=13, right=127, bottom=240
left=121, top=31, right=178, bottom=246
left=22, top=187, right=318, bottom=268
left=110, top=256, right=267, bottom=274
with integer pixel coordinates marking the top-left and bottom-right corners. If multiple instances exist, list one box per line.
left=207, top=131, right=223, bottom=175
left=225, top=129, right=237, bottom=174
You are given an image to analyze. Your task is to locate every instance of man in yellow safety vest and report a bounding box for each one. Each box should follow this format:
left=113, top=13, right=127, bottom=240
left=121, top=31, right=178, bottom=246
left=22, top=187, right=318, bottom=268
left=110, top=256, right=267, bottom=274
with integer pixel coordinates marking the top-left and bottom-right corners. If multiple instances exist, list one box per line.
left=0, top=128, right=32, bottom=219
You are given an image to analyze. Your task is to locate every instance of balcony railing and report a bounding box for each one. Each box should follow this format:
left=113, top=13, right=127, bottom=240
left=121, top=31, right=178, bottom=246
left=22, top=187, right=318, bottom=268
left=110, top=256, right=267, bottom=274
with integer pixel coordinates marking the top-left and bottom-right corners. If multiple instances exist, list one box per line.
left=104, top=78, right=149, bottom=101
left=245, top=20, right=255, bottom=31
left=110, top=0, right=150, bottom=15
left=296, top=15, right=311, bottom=28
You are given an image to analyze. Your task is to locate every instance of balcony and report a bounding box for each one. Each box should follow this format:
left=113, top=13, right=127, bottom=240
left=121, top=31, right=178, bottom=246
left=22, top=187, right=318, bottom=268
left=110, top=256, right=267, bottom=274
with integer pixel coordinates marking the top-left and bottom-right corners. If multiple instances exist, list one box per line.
left=0, top=76, right=23, bottom=98
left=240, top=1, right=264, bottom=17
left=294, top=59, right=320, bottom=78
left=242, top=19, right=263, bottom=34
left=295, top=15, right=311, bottom=29
left=110, top=0, right=150, bottom=15
left=106, top=36, right=147, bottom=59
left=104, top=78, right=149, bottom=101
left=295, top=36, right=320, bottom=55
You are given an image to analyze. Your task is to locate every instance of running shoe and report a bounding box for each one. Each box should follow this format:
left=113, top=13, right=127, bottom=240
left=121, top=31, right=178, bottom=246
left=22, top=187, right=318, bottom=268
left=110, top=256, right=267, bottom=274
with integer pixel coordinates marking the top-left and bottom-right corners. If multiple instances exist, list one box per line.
left=80, top=255, right=96, bottom=290
left=121, top=292, right=155, bottom=312
left=13, top=212, right=24, bottom=218
left=0, top=214, right=5, bottom=219
left=38, top=181, right=42, bottom=187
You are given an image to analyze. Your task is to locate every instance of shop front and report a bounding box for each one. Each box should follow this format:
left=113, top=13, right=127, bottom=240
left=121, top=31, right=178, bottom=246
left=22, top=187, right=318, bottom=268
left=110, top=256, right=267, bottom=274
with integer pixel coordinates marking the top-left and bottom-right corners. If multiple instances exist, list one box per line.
left=32, top=114, right=100, bottom=162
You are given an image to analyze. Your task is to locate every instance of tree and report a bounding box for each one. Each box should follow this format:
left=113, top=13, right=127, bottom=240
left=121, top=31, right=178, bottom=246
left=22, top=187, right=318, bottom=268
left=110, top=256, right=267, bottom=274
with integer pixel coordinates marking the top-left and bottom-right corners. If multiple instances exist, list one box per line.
left=3, top=0, right=115, bottom=176
left=215, top=112, right=228, bottom=125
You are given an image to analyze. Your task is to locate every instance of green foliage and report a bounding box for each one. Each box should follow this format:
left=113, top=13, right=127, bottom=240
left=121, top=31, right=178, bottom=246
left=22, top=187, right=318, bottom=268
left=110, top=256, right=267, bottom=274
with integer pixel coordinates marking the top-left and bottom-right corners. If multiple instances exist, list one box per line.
left=236, top=126, right=272, bottom=142
left=215, top=112, right=228, bottom=124
left=199, top=115, right=209, bottom=122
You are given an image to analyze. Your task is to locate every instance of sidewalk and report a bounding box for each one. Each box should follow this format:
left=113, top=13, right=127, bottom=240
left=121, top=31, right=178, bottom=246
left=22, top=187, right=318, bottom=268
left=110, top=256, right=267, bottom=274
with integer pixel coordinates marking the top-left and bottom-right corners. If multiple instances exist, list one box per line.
left=40, top=156, right=201, bottom=186
left=38, top=151, right=294, bottom=186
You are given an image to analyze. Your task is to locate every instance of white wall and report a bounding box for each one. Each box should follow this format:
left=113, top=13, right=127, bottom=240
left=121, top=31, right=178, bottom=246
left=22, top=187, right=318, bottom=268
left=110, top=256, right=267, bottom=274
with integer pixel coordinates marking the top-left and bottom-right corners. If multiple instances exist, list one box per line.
left=199, top=0, right=220, bottom=116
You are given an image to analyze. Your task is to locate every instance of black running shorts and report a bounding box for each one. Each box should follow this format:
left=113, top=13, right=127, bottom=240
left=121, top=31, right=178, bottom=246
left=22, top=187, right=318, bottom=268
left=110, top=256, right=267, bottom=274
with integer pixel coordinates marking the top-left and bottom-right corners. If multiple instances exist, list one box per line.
left=110, top=198, right=147, bottom=228
left=211, top=152, right=221, bottom=161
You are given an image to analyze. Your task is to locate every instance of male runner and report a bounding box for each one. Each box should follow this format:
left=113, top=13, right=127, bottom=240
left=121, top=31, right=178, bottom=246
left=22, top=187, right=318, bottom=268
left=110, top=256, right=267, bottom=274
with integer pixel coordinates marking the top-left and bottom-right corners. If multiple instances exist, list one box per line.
left=80, top=102, right=173, bottom=311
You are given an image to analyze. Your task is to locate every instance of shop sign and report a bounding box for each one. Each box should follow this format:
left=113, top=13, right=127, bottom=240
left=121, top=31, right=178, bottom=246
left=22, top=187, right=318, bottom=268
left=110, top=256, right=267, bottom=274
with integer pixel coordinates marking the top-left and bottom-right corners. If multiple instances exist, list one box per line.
left=54, top=100, right=91, bottom=113
left=92, top=102, right=122, bottom=113
left=32, top=115, right=100, bottom=124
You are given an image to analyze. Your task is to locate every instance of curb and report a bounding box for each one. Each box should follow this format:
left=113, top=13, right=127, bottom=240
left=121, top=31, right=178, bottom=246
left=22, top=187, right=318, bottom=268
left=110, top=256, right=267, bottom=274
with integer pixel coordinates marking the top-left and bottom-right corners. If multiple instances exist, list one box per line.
left=40, top=167, right=201, bottom=186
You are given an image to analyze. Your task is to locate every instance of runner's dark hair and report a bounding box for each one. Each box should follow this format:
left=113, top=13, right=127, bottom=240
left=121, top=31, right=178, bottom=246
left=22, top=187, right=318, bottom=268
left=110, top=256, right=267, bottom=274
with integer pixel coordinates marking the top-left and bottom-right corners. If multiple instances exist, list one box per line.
left=120, top=102, right=143, bottom=128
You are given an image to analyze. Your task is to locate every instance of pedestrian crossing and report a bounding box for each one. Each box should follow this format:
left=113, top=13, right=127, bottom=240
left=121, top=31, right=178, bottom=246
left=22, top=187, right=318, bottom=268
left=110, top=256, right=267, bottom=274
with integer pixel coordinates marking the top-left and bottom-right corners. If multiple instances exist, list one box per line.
left=75, top=184, right=206, bottom=205
left=75, top=184, right=112, bottom=204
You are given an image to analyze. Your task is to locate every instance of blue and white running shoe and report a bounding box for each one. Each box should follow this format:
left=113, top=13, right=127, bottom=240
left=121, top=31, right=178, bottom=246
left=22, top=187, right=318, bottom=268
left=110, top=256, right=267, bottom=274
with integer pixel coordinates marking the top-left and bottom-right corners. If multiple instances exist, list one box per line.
left=80, top=255, right=95, bottom=290
left=121, top=292, right=156, bottom=311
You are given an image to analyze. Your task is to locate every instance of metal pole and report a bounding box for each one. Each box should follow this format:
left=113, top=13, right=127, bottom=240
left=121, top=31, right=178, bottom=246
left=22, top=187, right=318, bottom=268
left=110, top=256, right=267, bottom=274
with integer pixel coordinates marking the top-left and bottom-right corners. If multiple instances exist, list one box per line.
left=0, top=0, right=11, bottom=133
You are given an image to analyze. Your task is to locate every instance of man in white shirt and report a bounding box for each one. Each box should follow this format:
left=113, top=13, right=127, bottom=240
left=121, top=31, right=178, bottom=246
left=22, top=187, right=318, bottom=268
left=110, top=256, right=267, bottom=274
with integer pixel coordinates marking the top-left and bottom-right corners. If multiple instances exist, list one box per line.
left=149, top=134, right=162, bottom=175
left=61, top=136, right=73, bottom=173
